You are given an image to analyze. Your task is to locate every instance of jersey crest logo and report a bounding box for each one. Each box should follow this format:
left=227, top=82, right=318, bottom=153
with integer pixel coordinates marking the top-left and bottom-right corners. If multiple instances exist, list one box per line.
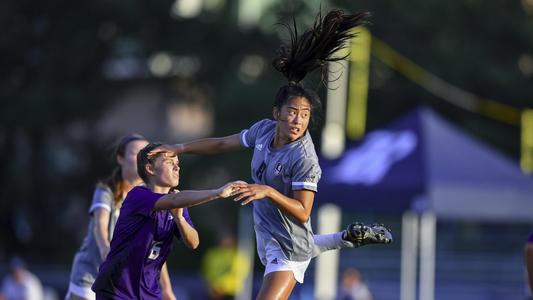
left=270, top=258, right=278, bottom=264
left=255, top=144, right=264, bottom=151
left=274, top=162, right=283, bottom=176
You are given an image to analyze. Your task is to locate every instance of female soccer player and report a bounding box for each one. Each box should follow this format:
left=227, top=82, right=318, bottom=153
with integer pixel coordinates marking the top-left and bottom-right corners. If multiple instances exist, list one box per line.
left=91, top=143, right=244, bottom=300
left=66, top=134, right=176, bottom=300
left=154, top=10, right=392, bottom=299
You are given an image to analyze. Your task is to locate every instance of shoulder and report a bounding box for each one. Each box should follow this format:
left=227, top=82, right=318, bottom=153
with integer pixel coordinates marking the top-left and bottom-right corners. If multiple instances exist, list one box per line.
left=94, top=183, right=112, bottom=196
left=126, top=186, right=153, bottom=199
left=292, top=132, right=319, bottom=160
left=254, top=118, right=275, bottom=128
left=90, top=183, right=114, bottom=212
left=251, top=119, right=276, bottom=135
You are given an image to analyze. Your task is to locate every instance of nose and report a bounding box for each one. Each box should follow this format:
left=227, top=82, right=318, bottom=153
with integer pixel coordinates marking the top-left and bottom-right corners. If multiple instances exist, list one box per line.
left=293, top=113, right=303, bottom=125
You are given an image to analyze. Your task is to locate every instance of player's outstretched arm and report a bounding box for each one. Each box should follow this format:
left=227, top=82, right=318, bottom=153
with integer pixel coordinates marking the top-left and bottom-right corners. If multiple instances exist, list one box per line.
left=153, top=181, right=247, bottom=210
left=152, top=134, right=243, bottom=156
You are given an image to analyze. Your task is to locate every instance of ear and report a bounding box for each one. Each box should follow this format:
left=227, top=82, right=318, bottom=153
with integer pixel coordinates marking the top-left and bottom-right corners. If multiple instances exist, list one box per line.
left=116, top=154, right=125, bottom=166
left=272, top=107, right=280, bottom=120
left=145, top=163, right=156, bottom=177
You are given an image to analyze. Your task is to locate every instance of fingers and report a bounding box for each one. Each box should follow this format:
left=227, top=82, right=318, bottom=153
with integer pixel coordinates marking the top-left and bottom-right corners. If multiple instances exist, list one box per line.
left=233, top=180, right=248, bottom=185
left=234, top=191, right=254, bottom=202
left=148, top=145, right=176, bottom=158
left=229, top=186, right=244, bottom=197
left=221, top=182, right=266, bottom=206
left=240, top=196, right=257, bottom=206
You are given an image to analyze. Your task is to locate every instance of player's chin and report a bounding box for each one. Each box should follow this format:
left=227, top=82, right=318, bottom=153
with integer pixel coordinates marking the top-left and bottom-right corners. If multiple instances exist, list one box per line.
left=288, top=132, right=303, bottom=142
left=167, top=177, right=179, bottom=187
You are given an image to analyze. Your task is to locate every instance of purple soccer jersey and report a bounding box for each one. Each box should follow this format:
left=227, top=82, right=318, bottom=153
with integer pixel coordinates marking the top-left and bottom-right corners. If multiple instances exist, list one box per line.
left=92, top=186, right=193, bottom=299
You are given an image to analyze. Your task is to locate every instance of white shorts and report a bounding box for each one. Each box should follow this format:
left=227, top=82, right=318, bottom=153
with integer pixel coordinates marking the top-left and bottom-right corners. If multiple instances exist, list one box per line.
left=256, top=230, right=311, bottom=283
left=66, top=282, right=95, bottom=300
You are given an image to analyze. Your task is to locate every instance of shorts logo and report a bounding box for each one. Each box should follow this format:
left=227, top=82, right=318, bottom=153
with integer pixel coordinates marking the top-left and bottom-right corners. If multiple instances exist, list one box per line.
left=168, top=214, right=174, bottom=220
left=274, top=163, right=283, bottom=176
left=270, top=258, right=278, bottom=264
left=255, top=144, right=264, bottom=151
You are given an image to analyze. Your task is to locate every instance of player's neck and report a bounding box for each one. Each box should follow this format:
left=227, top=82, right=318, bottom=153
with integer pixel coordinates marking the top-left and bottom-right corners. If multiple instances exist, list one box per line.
left=122, top=177, right=141, bottom=192
left=147, top=182, right=171, bottom=194
left=272, top=129, right=291, bottom=149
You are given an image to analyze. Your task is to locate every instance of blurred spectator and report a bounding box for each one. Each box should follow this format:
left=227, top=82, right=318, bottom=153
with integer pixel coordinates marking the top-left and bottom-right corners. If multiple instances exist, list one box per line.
left=0, top=257, right=43, bottom=300
left=201, top=233, right=250, bottom=300
left=338, top=268, right=373, bottom=300
left=525, top=232, right=533, bottom=299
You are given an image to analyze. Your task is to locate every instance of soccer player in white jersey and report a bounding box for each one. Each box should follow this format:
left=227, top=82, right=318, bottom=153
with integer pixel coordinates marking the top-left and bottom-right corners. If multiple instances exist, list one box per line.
left=153, top=10, right=392, bottom=299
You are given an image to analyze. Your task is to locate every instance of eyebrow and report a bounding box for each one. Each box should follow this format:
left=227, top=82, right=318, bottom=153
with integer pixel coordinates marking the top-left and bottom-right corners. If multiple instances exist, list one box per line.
left=287, top=106, right=311, bottom=111
left=162, top=157, right=179, bottom=163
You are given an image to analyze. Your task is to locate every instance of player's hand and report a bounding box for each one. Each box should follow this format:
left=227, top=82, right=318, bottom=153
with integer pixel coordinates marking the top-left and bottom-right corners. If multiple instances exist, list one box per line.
left=171, top=208, right=184, bottom=218
left=233, top=184, right=273, bottom=205
left=217, top=180, right=248, bottom=198
left=148, top=144, right=183, bottom=158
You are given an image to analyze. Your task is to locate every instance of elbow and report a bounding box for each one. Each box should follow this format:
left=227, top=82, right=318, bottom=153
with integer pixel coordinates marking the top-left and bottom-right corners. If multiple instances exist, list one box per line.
left=192, top=241, right=200, bottom=250
left=184, top=233, right=200, bottom=250
left=296, top=214, right=310, bottom=224
left=188, top=240, right=200, bottom=250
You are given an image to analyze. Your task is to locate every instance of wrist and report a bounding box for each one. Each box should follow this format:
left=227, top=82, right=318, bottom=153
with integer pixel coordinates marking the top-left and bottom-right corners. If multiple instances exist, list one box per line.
left=215, top=188, right=223, bottom=198
left=175, top=144, right=185, bottom=154
left=266, top=186, right=275, bottom=198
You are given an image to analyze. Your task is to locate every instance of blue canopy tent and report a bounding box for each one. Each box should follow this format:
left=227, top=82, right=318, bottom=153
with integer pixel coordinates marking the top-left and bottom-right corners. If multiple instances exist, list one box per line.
left=316, top=107, right=533, bottom=300
left=317, top=106, right=533, bottom=221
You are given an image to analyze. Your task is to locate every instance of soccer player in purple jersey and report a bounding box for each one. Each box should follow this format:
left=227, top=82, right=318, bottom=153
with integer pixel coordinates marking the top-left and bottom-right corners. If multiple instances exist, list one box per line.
left=66, top=134, right=177, bottom=300
left=91, top=143, right=244, bottom=300
left=153, top=10, right=393, bottom=299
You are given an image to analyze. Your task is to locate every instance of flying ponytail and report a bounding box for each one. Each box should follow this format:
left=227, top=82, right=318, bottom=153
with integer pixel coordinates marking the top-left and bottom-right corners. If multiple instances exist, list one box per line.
left=271, top=9, right=370, bottom=129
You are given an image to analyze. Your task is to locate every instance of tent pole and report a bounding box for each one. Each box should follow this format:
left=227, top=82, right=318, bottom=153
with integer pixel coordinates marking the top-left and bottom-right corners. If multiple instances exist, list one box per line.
left=419, top=212, right=436, bottom=300
left=236, top=206, right=254, bottom=300
left=314, top=204, right=342, bottom=300
left=401, top=211, right=419, bottom=300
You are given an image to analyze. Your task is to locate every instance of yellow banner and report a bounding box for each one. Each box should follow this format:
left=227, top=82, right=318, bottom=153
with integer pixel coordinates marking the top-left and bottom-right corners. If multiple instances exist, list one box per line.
left=521, top=109, right=533, bottom=173
left=371, top=35, right=522, bottom=127
left=347, top=26, right=371, bottom=140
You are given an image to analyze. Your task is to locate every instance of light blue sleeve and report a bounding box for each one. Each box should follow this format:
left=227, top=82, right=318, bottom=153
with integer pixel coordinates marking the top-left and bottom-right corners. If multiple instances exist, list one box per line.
left=239, top=119, right=272, bottom=148
left=291, top=158, right=321, bottom=192
left=89, top=185, right=113, bottom=214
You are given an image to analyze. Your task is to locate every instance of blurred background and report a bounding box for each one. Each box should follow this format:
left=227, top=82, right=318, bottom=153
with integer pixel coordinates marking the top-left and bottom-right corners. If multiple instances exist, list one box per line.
left=1, top=0, right=532, bottom=299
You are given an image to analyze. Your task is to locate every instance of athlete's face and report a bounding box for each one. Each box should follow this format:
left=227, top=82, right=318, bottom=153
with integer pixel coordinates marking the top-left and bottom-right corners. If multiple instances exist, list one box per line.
left=152, top=153, right=180, bottom=188
left=273, top=96, right=311, bottom=144
left=118, top=140, right=149, bottom=181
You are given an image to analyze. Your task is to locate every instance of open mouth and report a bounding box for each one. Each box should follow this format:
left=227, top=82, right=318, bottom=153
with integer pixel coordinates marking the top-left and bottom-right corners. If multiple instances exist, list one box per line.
left=290, top=127, right=300, bottom=135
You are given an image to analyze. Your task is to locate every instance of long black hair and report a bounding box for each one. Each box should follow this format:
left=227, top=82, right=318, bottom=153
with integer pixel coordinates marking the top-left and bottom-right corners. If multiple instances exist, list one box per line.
left=272, top=9, right=370, bottom=128
left=100, top=133, right=147, bottom=208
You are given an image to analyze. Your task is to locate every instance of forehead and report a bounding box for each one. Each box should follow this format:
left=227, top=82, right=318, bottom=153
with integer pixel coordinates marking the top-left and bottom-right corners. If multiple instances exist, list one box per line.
left=154, top=152, right=179, bottom=163
left=284, top=96, right=311, bottom=110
